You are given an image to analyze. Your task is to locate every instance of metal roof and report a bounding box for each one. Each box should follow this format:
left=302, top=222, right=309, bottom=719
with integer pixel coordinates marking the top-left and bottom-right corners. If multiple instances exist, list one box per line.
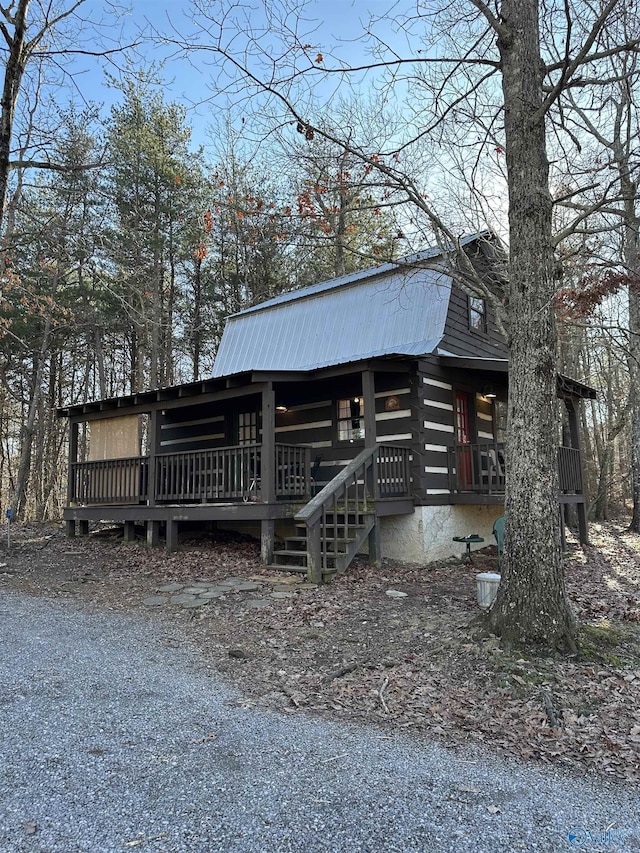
left=226, top=231, right=491, bottom=319
left=212, top=263, right=453, bottom=376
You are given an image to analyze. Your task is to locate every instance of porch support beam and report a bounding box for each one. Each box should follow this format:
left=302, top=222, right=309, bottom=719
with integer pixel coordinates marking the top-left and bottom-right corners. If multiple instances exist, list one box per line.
left=368, top=523, right=381, bottom=568
left=78, top=519, right=89, bottom=537
left=67, top=421, right=79, bottom=508
left=146, top=520, right=161, bottom=547
left=123, top=520, right=135, bottom=543
left=261, top=383, right=276, bottom=503
left=147, top=409, right=159, bottom=507
left=261, top=519, right=275, bottom=564
left=565, top=399, right=588, bottom=545
left=576, top=503, right=588, bottom=546
left=361, top=369, right=377, bottom=447
left=166, top=519, right=178, bottom=552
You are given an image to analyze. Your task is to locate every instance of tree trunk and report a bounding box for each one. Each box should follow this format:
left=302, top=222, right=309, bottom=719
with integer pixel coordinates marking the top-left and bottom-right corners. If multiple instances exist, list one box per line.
left=0, top=0, right=29, bottom=238
left=623, top=177, right=640, bottom=530
left=11, top=317, right=51, bottom=517
left=487, top=0, right=575, bottom=648
left=192, top=256, right=202, bottom=380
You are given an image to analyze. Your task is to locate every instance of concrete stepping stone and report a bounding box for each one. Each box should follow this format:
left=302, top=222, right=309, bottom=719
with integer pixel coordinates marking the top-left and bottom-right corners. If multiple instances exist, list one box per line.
left=183, top=586, right=211, bottom=595
left=245, top=599, right=270, bottom=609
left=170, top=593, right=199, bottom=605
left=142, top=595, right=169, bottom=607
left=156, top=583, right=184, bottom=592
left=219, top=577, right=246, bottom=586
left=180, top=599, right=209, bottom=608
left=270, top=591, right=293, bottom=599
left=200, top=588, right=226, bottom=599
left=233, top=581, right=261, bottom=592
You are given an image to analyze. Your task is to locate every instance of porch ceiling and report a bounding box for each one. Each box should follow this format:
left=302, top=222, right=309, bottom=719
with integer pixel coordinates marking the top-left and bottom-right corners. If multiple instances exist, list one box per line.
left=57, top=357, right=414, bottom=419
left=437, top=354, right=596, bottom=400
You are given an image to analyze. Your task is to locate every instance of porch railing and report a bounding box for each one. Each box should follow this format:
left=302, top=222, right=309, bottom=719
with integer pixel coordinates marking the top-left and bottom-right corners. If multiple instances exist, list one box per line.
left=448, top=442, right=506, bottom=495
left=155, top=442, right=311, bottom=502
left=557, top=446, right=583, bottom=493
left=70, top=456, right=149, bottom=505
left=70, top=443, right=312, bottom=505
left=448, top=442, right=584, bottom=496
left=155, top=443, right=262, bottom=502
left=275, top=443, right=311, bottom=498
left=375, top=444, right=412, bottom=498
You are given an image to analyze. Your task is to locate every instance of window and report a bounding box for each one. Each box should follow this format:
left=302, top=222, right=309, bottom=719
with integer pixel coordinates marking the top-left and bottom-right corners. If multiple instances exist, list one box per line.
left=469, top=296, right=487, bottom=333
left=238, top=411, right=258, bottom=445
left=337, top=397, right=365, bottom=442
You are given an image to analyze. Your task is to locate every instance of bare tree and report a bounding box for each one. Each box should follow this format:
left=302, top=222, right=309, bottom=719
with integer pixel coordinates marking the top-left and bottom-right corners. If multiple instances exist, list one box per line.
left=0, top=1, right=138, bottom=238
left=550, top=7, right=640, bottom=528
left=176, top=0, right=640, bottom=649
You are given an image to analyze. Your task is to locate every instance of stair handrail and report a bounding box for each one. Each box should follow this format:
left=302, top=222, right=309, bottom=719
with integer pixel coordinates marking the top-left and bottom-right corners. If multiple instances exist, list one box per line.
left=295, top=445, right=379, bottom=583
left=295, top=444, right=378, bottom=527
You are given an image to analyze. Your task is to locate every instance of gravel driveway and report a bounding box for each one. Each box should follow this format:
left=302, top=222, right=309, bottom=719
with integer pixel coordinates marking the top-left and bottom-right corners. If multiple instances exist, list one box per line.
left=0, top=592, right=638, bottom=853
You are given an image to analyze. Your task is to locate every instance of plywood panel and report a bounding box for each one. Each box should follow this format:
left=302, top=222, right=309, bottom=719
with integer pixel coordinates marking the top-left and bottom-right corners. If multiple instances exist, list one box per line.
left=89, top=415, right=139, bottom=461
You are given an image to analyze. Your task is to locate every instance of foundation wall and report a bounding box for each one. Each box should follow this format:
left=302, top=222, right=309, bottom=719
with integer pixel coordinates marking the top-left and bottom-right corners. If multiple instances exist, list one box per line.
left=379, top=504, right=503, bottom=565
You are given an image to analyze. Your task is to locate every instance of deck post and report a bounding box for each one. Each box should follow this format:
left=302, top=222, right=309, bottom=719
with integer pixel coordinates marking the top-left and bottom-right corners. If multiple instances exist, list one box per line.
left=146, top=520, right=160, bottom=547
left=261, top=519, right=275, bottom=564
left=166, top=519, right=178, bottom=552
left=261, top=383, right=276, bottom=503
left=78, top=519, right=89, bottom=537
left=67, top=420, right=79, bottom=506
left=565, top=399, right=588, bottom=544
left=307, top=520, right=322, bottom=584
left=148, top=409, right=159, bottom=506
left=123, top=520, right=135, bottom=543
left=362, top=370, right=378, bottom=502
left=361, top=369, right=377, bottom=447
left=66, top=520, right=76, bottom=538
left=576, top=501, right=588, bottom=546
left=368, top=522, right=381, bottom=568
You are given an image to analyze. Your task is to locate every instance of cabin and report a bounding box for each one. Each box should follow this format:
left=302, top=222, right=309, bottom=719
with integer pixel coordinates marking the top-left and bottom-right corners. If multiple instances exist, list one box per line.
left=59, top=232, right=594, bottom=581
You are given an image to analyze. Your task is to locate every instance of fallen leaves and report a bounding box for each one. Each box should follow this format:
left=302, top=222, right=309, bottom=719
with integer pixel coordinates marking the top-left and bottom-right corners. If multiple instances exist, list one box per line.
left=3, top=521, right=640, bottom=784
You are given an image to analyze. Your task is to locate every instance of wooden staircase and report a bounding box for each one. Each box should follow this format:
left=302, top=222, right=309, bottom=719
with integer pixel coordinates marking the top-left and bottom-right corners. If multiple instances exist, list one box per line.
left=270, top=508, right=376, bottom=581
left=267, top=443, right=412, bottom=583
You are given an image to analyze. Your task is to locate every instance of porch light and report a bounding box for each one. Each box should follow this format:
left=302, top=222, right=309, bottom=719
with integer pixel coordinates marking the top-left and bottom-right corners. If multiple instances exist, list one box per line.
left=483, top=385, right=497, bottom=399
left=276, top=405, right=288, bottom=413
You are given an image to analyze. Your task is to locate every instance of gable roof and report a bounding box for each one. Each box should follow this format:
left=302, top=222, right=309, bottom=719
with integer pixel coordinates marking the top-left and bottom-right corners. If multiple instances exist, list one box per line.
left=213, top=232, right=491, bottom=378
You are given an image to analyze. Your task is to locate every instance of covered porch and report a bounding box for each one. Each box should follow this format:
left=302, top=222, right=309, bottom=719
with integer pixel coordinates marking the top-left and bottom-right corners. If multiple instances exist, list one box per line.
left=60, top=365, right=415, bottom=570
left=441, top=362, right=594, bottom=544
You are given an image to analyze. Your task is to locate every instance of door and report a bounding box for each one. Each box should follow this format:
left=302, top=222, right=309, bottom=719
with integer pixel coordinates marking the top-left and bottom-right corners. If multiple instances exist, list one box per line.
left=455, top=391, right=473, bottom=489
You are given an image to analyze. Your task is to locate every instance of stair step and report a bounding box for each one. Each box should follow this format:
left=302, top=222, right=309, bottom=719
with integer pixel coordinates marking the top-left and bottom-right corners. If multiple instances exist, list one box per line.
left=274, top=549, right=342, bottom=563
left=295, top=524, right=367, bottom=535
left=266, top=564, right=308, bottom=574
left=285, top=536, right=356, bottom=545
left=326, top=508, right=376, bottom=518
left=274, top=549, right=310, bottom=559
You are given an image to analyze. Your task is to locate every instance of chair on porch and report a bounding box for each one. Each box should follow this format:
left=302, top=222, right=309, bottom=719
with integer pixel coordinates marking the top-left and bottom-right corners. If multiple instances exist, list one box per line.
left=310, top=454, right=323, bottom=495
left=493, top=515, right=505, bottom=568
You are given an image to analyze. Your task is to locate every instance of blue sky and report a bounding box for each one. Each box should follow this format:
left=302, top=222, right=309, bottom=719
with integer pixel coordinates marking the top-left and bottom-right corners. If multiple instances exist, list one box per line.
left=61, top=0, right=396, bottom=150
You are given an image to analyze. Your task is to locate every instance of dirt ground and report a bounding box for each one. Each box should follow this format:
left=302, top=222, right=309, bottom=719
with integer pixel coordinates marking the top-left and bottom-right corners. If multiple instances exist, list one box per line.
left=1, top=519, right=639, bottom=785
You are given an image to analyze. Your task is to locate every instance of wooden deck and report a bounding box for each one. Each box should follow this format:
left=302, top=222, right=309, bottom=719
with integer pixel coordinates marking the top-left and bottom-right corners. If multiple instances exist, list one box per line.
left=64, top=443, right=414, bottom=565
left=447, top=443, right=584, bottom=500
